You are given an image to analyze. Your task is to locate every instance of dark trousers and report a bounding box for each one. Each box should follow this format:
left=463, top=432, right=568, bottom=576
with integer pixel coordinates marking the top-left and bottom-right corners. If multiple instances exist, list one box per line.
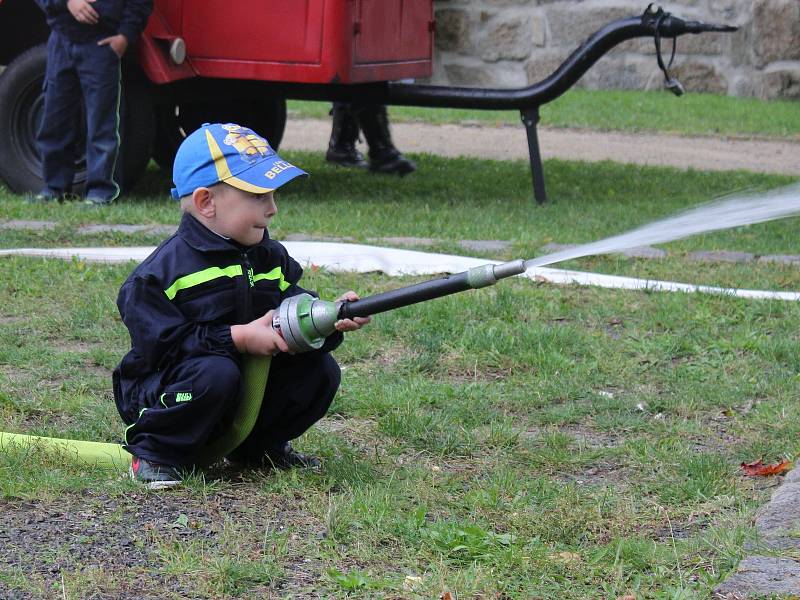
left=37, top=31, right=122, bottom=201
left=123, top=352, right=341, bottom=466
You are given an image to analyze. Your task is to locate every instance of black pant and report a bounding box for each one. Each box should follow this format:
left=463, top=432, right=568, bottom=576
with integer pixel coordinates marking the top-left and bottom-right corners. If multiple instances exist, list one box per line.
left=122, top=352, right=341, bottom=466
left=37, top=31, right=122, bottom=200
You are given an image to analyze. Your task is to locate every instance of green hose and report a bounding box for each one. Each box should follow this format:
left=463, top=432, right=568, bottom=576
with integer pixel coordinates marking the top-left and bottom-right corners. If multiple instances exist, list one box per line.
left=195, top=355, right=271, bottom=466
left=0, top=431, right=133, bottom=469
left=0, top=355, right=271, bottom=471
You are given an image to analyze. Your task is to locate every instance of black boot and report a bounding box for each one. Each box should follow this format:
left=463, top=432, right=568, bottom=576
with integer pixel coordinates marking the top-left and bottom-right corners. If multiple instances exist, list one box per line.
left=326, top=103, right=367, bottom=168
left=357, top=105, right=416, bottom=176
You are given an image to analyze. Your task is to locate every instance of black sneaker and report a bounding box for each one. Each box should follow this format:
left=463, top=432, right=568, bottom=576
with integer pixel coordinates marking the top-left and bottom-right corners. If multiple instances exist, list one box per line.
left=264, top=442, right=321, bottom=469
left=129, top=456, right=183, bottom=489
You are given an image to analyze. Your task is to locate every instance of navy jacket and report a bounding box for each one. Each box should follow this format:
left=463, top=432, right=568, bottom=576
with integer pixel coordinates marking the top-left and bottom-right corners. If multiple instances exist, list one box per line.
left=35, top=0, right=152, bottom=43
left=113, top=213, right=342, bottom=422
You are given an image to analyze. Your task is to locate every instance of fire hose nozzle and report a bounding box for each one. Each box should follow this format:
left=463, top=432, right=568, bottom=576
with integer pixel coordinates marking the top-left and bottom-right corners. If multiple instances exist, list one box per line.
left=273, top=259, right=529, bottom=354
left=493, top=259, right=527, bottom=280
left=466, top=259, right=527, bottom=288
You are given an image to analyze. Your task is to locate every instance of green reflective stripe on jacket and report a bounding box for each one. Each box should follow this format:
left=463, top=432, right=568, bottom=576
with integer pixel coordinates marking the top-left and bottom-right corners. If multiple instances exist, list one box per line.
left=164, top=264, right=244, bottom=300
left=252, top=266, right=290, bottom=291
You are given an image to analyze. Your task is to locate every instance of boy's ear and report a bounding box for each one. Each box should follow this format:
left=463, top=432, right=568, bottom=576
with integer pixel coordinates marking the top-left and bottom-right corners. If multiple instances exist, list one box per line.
left=192, top=187, right=216, bottom=219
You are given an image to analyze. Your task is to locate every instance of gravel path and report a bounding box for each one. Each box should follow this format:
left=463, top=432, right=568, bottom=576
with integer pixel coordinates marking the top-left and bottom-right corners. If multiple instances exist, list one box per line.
left=282, top=118, right=800, bottom=176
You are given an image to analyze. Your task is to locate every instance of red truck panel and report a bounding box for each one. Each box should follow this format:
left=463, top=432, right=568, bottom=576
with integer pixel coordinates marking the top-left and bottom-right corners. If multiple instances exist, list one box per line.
left=140, top=0, right=433, bottom=85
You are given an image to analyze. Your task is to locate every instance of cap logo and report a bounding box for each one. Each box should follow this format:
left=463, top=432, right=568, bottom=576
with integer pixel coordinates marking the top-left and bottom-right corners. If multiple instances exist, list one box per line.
left=205, top=128, right=275, bottom=194
left=221, top=124, right=274, bottom=164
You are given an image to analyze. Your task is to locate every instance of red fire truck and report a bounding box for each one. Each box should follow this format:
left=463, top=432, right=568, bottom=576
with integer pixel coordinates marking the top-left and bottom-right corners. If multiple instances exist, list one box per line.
left=0, top=0, right=733, bottom=202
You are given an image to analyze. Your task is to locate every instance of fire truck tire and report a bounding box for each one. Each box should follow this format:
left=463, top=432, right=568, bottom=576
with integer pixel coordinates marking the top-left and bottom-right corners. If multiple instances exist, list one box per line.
left=119, top=72, right=156, bottom=193
left=0, top=44, right=155, bottom=195
left=151, top=98, right=287, bottom=174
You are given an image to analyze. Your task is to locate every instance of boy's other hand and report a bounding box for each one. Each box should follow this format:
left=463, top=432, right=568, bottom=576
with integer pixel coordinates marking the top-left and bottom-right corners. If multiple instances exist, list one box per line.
left=67, top=0, right=99, bottom=25
left=334, top=291, right=371, bottom=332
left=231, top=311, right=290, bottom=356
left=98, top=34, right=129, bottom=58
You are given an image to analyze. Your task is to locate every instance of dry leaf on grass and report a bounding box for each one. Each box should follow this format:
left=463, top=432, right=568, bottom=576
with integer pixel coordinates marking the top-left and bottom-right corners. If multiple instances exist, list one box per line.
left=740, top=458, right=793, bottom=476
left=403, top=575, right=423, bottom=590
left=549, top=551, right=582, bottom=563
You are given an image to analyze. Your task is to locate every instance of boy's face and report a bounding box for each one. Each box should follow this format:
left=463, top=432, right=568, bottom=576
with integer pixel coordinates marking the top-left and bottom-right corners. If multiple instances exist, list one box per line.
left=211, top=184, right=277, bottom=246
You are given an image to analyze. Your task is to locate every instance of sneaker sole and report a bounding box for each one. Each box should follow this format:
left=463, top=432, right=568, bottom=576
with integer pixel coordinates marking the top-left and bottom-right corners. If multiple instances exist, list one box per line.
left=144, top=479, right=182, bottom=490
left=129, top=465, right=182, bottom=490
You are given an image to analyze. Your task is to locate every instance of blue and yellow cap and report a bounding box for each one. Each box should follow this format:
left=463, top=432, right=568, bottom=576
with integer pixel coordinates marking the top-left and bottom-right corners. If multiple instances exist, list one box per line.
left=170, top=123, right=307, bottom=200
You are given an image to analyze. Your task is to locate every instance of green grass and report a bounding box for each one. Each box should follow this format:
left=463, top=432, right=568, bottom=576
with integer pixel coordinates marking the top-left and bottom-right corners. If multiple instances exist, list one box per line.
left=1, top=153, right=799, bottom=597
left=289, top=89, right=800, bottom=139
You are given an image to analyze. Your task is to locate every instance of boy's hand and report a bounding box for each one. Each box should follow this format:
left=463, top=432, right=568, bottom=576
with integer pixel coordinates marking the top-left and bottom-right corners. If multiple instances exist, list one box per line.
left=231, top=311, right=290, bottom=356
left=98, top=34, right=129, bottom=58
left=67, top=0, right=99, bottom=25
left=334, top=291, right=371, bottom=332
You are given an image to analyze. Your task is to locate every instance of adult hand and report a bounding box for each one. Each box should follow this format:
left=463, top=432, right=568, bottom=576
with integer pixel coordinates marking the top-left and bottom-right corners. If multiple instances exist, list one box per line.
left=334, top=291, right=371, bottom=332
left=67, top=0, right=98, bottom=25
left=231, top=311, right=290, bottom=356
left=98, top=34, right=129, bottom=58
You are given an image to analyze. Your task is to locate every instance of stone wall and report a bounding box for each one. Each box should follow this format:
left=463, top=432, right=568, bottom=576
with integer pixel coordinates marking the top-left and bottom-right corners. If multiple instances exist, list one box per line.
left=431, top=0, right=800, bottom=99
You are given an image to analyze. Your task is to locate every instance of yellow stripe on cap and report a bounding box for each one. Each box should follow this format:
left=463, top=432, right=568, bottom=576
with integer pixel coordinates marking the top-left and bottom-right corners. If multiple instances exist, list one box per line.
left=205, top=129, right=274, bottom=194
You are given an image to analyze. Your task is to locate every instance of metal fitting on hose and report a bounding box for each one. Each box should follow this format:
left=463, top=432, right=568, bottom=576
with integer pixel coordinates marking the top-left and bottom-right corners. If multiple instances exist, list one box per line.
left=273, top=293, right=340, bottom=353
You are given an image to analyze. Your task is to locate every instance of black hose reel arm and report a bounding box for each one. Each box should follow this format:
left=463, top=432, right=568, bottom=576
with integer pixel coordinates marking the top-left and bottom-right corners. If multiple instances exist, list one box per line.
left=385, top=5, right=737, bottom=204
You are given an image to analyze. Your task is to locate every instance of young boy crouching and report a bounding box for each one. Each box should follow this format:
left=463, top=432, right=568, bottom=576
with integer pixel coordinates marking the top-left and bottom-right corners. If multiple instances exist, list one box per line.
left=113, top=123, right=370, bottom=489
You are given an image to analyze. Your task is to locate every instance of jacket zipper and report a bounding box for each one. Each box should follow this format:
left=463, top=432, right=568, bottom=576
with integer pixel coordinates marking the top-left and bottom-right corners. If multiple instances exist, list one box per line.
left=241, top=251, right=254, bottom=323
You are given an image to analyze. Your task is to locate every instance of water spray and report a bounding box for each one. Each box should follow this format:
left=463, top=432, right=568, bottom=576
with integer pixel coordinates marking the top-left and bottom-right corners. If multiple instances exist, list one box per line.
left=274, top=184, right=800, bottom=353
left=524, top=184, right=800, bottom=270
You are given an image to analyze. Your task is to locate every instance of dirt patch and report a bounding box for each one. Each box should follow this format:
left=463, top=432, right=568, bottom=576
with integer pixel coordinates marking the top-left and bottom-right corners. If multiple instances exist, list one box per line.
left=522, top=424, right=632, bottom=489
left=282, top=118, right=800, bottom=176
left=318, top=416, right=482, bottom=476
left=79, top=364, right=113, bottom=380
left=686, top=413, right=747, bottom=454
left=0, top=483, right=329, bottom=599
left=48, top=339, right=104, bottom=354
left=567, top=462, right=633, bottom=490
left=444, top=363, right=520, bottom=384
left=0, top=365, right=29, bottom=383
left=438, top=348, right=531, bottom=383
left=521, top=423, right=624, bottom=450
left=315, top=415, right=376, bottom=439
left=373, top=342, right=418, bottom=369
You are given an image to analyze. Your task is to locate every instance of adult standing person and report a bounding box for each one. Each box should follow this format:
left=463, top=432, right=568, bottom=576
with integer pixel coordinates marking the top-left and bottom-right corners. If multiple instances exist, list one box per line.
left=33, top=0, right=152, bottom=205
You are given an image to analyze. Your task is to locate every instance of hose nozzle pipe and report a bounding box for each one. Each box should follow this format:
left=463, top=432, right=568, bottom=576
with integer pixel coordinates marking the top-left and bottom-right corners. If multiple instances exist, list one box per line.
left=273, top=260, right=527, bottom=354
